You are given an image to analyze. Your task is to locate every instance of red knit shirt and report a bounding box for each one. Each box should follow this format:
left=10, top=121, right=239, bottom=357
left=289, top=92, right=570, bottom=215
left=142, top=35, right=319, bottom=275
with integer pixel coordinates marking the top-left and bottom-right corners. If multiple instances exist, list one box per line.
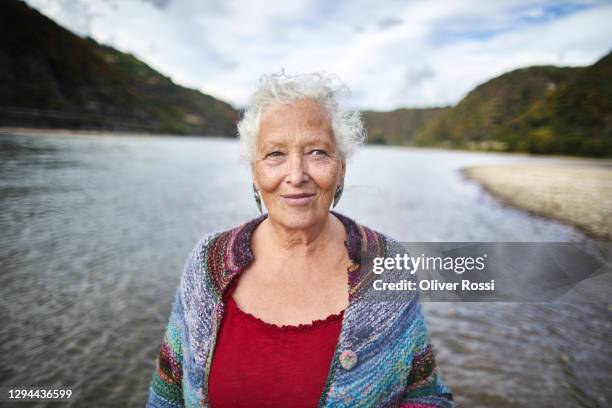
left=208, top=279, right=344, bottom=407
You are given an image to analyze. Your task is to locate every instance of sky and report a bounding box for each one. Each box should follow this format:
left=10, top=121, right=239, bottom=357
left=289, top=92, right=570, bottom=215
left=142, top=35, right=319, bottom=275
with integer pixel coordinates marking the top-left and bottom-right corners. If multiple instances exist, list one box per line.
left=24, top=0, right=612, bottom=110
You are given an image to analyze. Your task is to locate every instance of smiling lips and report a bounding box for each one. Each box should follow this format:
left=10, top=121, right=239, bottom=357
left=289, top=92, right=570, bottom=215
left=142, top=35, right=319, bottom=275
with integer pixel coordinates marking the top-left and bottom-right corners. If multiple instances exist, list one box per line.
left=281, top=193, right=316, bottom=206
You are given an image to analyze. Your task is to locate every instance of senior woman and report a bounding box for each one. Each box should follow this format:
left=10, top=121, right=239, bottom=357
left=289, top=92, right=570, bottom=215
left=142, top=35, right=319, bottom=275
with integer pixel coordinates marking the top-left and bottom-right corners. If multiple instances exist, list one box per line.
left=146, top=72, right=453, bottom=408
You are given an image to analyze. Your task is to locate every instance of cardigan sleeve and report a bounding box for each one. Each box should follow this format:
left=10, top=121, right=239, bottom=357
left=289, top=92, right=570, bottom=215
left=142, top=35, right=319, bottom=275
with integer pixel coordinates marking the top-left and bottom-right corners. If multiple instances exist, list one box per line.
left=398, top=301, right=454, bottom=408
left=381, top=236, right=453, bottom=407
left=146, top=287, right=186, bottom=408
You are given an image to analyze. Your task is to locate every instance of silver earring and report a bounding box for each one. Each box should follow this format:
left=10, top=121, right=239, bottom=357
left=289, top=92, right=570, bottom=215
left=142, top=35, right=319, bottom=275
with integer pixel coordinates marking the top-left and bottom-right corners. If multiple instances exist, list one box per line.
left=332, top=184, right=344, bottom=208
left=252, top=184, right=263, bottom=214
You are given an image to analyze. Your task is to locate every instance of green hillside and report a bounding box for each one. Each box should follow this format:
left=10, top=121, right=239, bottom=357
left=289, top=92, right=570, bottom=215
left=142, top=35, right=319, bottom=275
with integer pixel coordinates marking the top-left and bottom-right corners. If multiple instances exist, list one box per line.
left=0, top=0, right=238, bottom=135
left=414, top=66, right=576, bottom=148
left=502, top=52, right=612, bottom=156
left=363, top=107, right=449, bottom=145
left=414, top=53, right=612, bottom=157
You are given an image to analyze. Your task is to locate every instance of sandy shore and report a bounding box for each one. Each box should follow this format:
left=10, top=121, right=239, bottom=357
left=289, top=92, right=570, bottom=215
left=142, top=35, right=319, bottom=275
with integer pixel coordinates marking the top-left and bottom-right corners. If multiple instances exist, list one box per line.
left=462, top=164, right=612, bottom=240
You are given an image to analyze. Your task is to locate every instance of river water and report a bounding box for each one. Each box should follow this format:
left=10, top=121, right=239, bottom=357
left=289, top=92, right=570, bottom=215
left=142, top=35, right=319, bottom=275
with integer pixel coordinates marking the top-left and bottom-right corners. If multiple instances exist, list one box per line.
left=0, top=131, right=610, bottom=407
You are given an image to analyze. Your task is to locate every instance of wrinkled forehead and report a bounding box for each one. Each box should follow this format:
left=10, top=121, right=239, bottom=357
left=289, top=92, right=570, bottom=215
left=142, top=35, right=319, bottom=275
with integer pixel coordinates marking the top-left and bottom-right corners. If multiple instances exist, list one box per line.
left=258, top=100, right=335, bottom=147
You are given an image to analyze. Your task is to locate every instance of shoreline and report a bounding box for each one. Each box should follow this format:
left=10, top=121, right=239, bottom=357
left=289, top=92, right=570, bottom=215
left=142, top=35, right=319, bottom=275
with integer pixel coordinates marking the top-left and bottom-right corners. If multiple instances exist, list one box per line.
left=462, top=164, right=612, bottom=240
left=0, top=126, right=232, bottom=139
left=4, top=127, right=612, bottom=164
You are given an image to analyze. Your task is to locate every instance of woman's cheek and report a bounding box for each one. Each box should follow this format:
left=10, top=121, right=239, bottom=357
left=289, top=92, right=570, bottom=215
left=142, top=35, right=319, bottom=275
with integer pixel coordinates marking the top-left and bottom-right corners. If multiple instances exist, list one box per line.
left=255, top=164, right=286, bottom=190
left=311, top=160, right=341, bottom=186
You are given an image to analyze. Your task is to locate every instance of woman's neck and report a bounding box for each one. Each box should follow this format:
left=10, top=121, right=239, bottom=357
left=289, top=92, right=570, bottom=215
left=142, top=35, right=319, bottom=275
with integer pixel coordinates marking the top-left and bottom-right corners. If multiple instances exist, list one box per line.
left=254, top=212, right=346, bottom=260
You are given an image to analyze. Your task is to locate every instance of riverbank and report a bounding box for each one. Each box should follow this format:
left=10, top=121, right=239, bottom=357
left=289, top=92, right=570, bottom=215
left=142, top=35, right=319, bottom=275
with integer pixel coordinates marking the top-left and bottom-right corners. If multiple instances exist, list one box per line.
left=0, top=126, right=231, bottom=139
left=0, top=126, right=167, bottom=138
left=462, top=164, right=612, bottom=240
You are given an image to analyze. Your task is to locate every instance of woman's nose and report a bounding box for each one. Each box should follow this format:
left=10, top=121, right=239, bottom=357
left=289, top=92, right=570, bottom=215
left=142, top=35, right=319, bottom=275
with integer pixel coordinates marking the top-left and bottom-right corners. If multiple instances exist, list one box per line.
left=287, top=154, right=308, bottom=185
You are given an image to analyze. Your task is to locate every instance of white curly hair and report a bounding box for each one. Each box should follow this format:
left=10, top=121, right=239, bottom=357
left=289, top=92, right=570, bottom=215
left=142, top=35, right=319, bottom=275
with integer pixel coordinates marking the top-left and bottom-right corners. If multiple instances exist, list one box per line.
left=237, top=71, right=366, bottom=164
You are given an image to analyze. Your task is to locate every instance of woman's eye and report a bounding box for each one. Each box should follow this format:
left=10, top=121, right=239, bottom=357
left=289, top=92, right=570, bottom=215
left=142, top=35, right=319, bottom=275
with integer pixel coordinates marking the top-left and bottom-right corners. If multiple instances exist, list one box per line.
left=309, top=149, right=327, bottom=156
left=266, top=151, right=284, bottom=158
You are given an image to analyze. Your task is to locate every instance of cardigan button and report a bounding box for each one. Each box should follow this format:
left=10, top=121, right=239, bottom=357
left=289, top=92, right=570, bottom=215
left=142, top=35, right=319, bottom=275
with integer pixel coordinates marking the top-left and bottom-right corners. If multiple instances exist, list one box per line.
left=339, top=349, right=358, bottom=370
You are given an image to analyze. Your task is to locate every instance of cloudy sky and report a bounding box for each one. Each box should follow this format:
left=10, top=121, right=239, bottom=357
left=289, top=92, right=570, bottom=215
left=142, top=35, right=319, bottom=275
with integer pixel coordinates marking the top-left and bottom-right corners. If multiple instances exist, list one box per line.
left=24, top=0, right=612, bottom=110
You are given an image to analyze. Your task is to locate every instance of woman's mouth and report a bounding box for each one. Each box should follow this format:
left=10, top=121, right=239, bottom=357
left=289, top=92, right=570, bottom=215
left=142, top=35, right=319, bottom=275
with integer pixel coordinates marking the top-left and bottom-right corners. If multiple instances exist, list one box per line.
left=281, top=193, right=316, bottom=206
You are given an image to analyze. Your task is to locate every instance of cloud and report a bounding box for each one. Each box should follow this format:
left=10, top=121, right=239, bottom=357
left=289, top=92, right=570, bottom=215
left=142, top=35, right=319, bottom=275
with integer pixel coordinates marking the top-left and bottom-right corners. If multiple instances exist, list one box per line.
left=22, top=0, right=612, bottom=110
left=427, top=1, right=597, bottom=45
left=377, top=17, right=403, bottom=31
left=142, top=0, right=173, bottom=9
left=25, top=0, right=94, bottom=36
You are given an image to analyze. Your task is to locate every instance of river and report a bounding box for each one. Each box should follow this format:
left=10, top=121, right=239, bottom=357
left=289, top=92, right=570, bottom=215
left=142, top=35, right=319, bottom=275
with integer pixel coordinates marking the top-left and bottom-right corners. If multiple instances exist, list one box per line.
left=0, top=131, right=610, bottom=407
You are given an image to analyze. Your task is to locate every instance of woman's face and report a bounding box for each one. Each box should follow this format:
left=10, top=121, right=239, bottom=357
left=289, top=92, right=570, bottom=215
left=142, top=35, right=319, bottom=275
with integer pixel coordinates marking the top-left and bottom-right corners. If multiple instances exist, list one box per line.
left=253, top=99, right=345, bottom=231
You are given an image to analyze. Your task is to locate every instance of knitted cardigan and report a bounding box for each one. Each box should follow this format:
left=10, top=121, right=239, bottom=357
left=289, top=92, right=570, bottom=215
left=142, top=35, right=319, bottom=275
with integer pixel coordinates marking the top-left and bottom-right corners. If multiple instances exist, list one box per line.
left=146, top=211, right=453, bottom=408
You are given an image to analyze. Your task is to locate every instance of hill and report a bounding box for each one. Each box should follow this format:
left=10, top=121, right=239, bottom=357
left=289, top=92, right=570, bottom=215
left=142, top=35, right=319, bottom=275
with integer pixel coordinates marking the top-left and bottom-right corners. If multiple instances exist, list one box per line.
left=363, top=107, right=449, bottom=145
left=414, top=53, right=612, bottom=157
left=501, top=52, right=612, bottom=156
left=0, top=0, right=238, bottom=135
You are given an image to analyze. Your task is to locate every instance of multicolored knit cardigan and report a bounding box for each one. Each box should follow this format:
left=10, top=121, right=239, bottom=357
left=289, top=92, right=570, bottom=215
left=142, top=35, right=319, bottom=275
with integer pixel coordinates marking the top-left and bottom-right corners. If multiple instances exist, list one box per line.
left=146, top=211, right=453, bottom=407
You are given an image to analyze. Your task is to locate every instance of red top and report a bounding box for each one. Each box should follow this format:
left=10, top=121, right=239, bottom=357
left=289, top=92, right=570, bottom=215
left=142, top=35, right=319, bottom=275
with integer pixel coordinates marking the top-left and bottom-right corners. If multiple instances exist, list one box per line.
left=208, top=278, right=344, bottom=408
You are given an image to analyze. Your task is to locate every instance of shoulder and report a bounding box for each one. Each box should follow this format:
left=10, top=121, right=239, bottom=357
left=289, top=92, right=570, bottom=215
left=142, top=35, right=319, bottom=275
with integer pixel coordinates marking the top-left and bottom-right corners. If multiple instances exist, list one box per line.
left=178, top=215, right=266, bottom=301
left=342, top=216, right=428, bottom=308
left=332, top=211, right=402, bottom=262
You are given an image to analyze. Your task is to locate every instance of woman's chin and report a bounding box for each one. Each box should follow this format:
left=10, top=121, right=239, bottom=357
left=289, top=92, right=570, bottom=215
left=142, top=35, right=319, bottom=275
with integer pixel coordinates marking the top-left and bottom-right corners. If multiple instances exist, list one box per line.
left=269, top=208, right=329, bottom=230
